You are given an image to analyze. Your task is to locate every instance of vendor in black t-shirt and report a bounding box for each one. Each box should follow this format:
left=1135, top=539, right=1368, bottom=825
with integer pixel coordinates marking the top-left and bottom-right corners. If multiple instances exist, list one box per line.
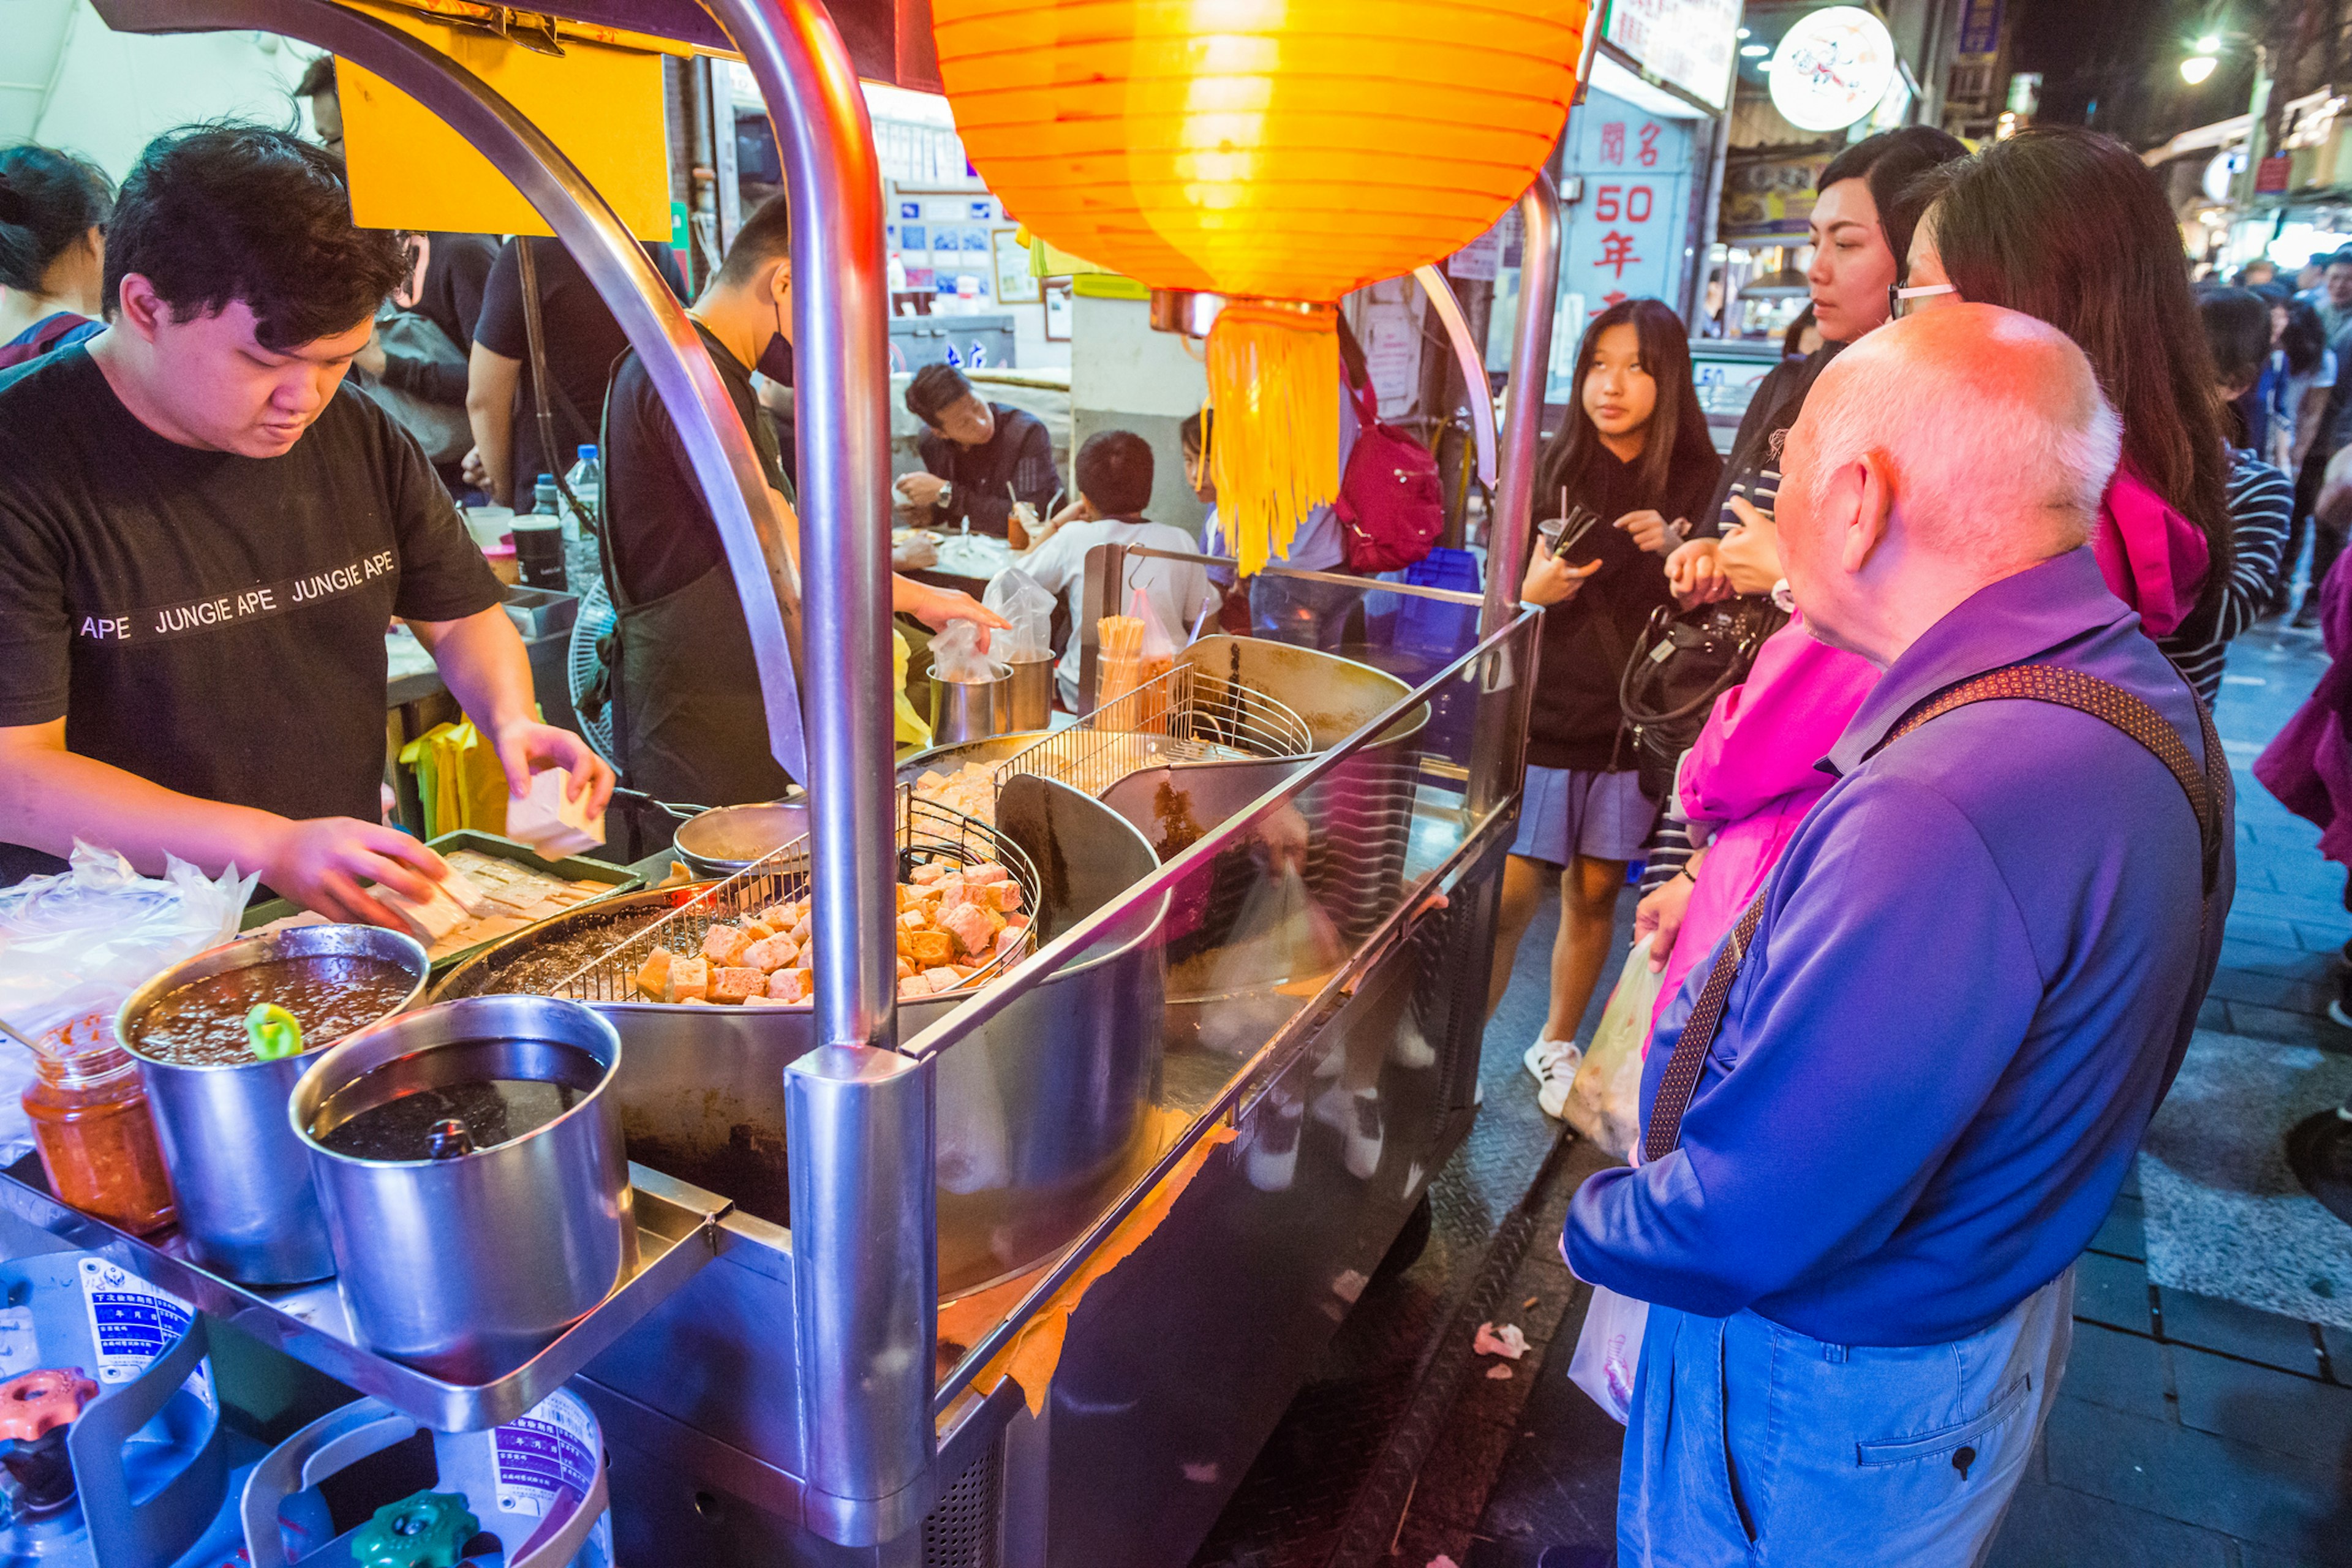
left=0, top=125, right=612, bottom=929
left=600, top=195, right=1003, bottom=807
left=895, top=364, right=1058, bottom=543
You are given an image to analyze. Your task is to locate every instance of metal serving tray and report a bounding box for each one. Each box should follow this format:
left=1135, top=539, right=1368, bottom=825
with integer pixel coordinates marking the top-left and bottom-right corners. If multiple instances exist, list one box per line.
left=0, top=1156, right=726, bottom=1433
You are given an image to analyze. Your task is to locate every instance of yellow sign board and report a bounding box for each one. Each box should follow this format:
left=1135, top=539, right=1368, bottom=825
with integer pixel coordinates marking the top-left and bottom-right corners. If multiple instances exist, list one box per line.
left=337, top=6, right=671, bottom=241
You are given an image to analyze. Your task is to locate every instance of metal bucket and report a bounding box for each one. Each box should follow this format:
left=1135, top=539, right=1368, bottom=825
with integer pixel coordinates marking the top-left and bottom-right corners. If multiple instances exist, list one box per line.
left=117, top=924, right=429, bottom=1286
left=1001, top=654, right=1055, bottom=732
left=929, top=660, right=1011, bottom=745
left=290, top=996, right=636, bottom=1379
left=671, top=801, right=809, bottom=878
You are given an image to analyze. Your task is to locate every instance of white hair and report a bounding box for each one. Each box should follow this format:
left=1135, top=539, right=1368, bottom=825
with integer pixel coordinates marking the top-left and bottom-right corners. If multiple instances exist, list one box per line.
left=1795, top=314, right=2124, bottom=562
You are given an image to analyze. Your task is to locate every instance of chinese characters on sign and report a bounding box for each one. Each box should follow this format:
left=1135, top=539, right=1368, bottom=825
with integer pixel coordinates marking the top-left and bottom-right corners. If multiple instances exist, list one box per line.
left=1546, top=88, right=1696, bottom=401
left=1602, top=0, right=1743, bottom=112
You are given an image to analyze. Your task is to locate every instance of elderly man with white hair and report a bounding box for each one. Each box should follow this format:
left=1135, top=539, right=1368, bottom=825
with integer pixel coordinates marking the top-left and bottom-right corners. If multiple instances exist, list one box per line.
left=1565, top=304, right=2232, bottom=1567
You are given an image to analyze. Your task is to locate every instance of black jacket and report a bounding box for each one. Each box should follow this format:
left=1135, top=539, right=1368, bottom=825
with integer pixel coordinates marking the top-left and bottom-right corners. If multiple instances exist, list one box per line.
left=1698, top=342, right=1845, bottom=539
left=915, top=404, right=1059, bottom=537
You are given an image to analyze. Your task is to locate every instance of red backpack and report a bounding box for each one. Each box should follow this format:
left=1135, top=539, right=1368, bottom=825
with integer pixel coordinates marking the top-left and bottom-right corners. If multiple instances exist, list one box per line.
left=1334, top=378, right=1446, bottom=573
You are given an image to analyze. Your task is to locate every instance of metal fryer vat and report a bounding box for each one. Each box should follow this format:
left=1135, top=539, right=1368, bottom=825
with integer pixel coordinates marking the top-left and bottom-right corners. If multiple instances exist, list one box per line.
left=435, top=774, right=1166, bottom=1295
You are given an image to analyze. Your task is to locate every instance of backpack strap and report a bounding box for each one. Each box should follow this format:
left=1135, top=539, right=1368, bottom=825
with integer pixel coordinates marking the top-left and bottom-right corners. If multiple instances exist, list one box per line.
left=1641, top=662, right=2226, bottom=1163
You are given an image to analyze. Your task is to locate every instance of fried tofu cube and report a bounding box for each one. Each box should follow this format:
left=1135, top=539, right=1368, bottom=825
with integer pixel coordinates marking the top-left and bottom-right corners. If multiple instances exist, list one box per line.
left=905, top=929, right=954, bottom=968
left=1003, top=913, right=1028, bottom=933
left=666, top=956, right=710, bottom=1003
left=996, top=926, right=1025, bottom=963
left=899, top=976, right=932, bottom=1000
left=963, top=863, right=1009, bottom=887
left=938, top=901, right=992, bottom=959
left=710, top=966, right=766, bottom=1005
left=910, top=861, right=947, bottom=885
left=743, top=935, right=798, bottom=972
left=635, top=948, right=673, bottom=1001
left=766, top=967, right=813, bottom=1003
left=739, top=918, right=777, bottom=942
left=788, top=917, right=813, bottom=946
left=897, top=956, right=914, bottom=979
left=922, top=965, right=963, bottom=993
left=702, top=925, right=753, bottom=966
left=986, top=881, right=1024, bottom=913
left=899, top=908, right=928, bottom=931
left=744, top=993, right=790, bottom=1008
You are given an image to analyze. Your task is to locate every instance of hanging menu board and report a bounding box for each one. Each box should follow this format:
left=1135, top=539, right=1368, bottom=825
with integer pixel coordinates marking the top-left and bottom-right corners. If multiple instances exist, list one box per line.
left=1603, top=0, right=1743, bottom=112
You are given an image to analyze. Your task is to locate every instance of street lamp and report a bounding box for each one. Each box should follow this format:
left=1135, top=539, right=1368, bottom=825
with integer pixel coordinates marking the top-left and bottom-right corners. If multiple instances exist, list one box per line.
left=2182, top=53, right=2219, bottom=84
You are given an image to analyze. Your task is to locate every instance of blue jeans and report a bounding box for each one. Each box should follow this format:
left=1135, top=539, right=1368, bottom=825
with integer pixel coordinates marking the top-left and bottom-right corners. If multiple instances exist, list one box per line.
left=1619, top=1267, right=2073, bottom=1567
left=1250, top=571, right=1359, bottom=652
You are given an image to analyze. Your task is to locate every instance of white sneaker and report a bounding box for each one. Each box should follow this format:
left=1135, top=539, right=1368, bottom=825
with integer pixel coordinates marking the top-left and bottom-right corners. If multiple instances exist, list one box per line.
left=1525, top=1038, right=1583, bottom=1120
left=1247, top=1093, right=1304, bottom=1192
left=1311, top=1085, right=1385, bottom=1178
left=1391, top=1014, right=1438, bottom=1069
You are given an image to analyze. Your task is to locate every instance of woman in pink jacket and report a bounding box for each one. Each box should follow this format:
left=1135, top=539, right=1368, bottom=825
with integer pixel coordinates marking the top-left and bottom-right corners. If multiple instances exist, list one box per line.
left=1637, top=516, right=1880, bottom=1034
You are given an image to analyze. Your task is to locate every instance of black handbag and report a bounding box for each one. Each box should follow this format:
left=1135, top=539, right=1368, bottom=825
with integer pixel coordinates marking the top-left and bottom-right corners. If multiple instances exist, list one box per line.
left=1616, top=596, right=1790, bottom=800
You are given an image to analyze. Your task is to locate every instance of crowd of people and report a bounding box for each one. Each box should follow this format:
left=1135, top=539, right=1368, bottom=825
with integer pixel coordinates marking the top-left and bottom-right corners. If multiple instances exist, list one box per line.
left=0, top=72, right=2326, bottom=1564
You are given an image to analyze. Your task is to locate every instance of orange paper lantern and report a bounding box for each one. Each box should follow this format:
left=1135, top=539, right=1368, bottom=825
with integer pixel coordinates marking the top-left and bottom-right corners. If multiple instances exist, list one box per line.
left=933, top=0, right=1590, bottom=301
left=933, top=0, right=1590, bottom=570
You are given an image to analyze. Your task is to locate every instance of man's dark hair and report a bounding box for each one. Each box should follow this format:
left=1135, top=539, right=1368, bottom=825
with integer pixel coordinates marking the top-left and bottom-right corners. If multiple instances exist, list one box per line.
left=0, top=143, right=115, bottom=294
left=1076, top=430, right=1154, bottom=518
left=2328, top=248, right=2352, bottom=273
left=103, top=123, right=407, bottom=350
left=1819, top=124, right=1969, bottom=281
left=1178, top=407, right=1210, bottom=457
left=2196, top=284, right=2271, bottom=391
left=295, top=55, right=337, bottom=100
left=2278, top=294, right=2329, bottom=376
left=906, top=362, right=974, bottom=426
left=718, top=193, right=790, bottom=288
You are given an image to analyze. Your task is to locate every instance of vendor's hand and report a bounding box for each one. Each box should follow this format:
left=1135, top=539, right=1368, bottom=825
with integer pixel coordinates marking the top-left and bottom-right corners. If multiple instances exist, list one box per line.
left=460, top=445, right=489, bottom=490
left=1615, top=509, right=1683, bottom=557
left=898, top=579, right=1009, bottom=652
left=266, top=817, right=448, bottom=930
left=1633, top=865, right=1700, bottom=972
left=353, top=326, right=388, bottom=380
left=1716, top=498, right=1785, bottom=595
left=488, top=720, right=616, bottom=816
left=1523, top=547, right=1602, bottom=607
left=1666, top=537, right=1730, bottom=607
left=897, top=472, right=948, bottom=510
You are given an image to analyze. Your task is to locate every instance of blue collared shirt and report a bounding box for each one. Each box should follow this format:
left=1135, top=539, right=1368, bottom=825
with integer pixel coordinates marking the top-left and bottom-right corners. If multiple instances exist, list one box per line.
left=1566, top=548, right=2231, bottom=1346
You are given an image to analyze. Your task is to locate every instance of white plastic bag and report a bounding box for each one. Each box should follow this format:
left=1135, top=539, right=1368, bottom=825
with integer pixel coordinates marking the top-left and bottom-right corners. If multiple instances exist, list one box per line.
left=982, top=568, right=1056, bottom=663
left=1567, top=1283, right=1649, bottom=1425
left=0, top=844, right=255, bottom=1156
left=929, top=619, right=997, bottom=684
left=1561, top=936, right=1664, bottom=1159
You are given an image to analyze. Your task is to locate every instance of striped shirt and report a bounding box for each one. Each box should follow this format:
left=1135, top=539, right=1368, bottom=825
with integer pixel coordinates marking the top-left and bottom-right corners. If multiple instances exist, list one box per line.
left=2156, top=449, right=2293, bottom=705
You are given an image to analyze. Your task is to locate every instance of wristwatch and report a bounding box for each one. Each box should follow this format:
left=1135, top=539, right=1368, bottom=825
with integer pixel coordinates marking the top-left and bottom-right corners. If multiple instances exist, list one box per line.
left=938, top=481, right=953, bottom=509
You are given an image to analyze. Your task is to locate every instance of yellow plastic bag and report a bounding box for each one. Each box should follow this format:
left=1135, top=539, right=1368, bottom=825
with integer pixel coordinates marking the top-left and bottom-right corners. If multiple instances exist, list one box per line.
left=892, top=628, right=932, bottom=750
left=396, top=720, right=510, bottom=839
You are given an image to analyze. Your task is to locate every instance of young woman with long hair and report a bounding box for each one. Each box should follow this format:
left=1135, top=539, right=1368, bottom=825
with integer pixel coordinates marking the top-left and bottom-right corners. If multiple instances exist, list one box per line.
left=1904, top=127, right=2231, bottom=641
left=2272, top=293, right=2337, bottom=612
left=0, top=143, right=113, bottom=371
left=1495, top=297, right=1719, bottom=1109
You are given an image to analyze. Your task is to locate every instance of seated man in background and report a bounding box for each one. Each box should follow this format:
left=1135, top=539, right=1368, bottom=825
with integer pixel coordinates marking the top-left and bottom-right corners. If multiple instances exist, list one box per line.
left=1001, top=431, right=1218, bottom=712
left=1566, top=306, right=2230, bottom=1565
left=897, top=363, right=1058, bottom=543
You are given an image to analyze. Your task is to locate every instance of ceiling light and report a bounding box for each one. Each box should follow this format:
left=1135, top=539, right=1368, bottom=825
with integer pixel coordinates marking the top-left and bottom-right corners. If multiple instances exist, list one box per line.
left=2195, top=34, right=2222, bottom=53
left=2181, top=54, right=2219, bottom=85
left=1736, top=26, right=1751, bottom=37
left=1740, top=42, right=1768, bottom=57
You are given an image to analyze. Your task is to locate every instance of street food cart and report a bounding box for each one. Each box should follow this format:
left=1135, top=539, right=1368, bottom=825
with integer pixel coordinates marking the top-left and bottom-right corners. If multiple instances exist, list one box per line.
left=0, top=1, right=1580, bottom=1562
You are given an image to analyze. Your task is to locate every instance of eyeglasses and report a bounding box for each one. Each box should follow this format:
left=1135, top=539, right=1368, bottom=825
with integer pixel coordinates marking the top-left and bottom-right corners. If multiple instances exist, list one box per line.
left=1889, top=282, right=1959, bottom=320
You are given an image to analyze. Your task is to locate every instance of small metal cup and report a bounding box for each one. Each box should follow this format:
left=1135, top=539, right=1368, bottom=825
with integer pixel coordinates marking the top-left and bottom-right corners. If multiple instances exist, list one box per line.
left=1000, top=655, right=1054, bottom=733
left=292, top=995, right=635, bottom=1379
left=118, top=924, right=428, bottom=1285
left=929, top=660, right=1012, bottom=745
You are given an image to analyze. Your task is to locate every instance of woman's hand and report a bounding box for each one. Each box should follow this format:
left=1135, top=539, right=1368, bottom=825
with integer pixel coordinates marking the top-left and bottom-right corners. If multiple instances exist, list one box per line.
left=1632, top=857, right=1703, bottom=972
left=1717, top=498, right=1785, bottom=596
left=1615, top=509, right=1685, bottom=557
left=894, top=578, right=1011, bottom=651
left=1666, top=537, right=1729, bottom=606
left=1523, top=547, right=1603, bottom=607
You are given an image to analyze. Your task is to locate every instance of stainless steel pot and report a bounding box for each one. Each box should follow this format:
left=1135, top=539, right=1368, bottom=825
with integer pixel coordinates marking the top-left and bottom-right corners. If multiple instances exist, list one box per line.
left=290, top=996, right=635, bottom=1379
left=1001, top=654, right=1054, bottom=733
left=117, top=925, right=429, bottom=1286
left=670, top=801, right=809, bottom=878
left=929, top=660, right=1011, bottom=746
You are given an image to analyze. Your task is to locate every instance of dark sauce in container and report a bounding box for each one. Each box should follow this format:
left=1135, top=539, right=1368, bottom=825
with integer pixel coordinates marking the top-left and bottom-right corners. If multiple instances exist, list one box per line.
left=314, top=1042, right=601, bottom=1160
left=132, top=957, right=416, bottom=1066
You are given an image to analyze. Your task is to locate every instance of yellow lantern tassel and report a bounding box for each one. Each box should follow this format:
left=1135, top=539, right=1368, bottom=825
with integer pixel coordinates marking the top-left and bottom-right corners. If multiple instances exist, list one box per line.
left=1204, top=304, right=1342, bottom=578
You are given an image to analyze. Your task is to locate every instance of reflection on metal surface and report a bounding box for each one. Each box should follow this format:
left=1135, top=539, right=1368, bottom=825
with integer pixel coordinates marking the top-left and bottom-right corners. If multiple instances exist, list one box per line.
left=1485, top=172, right=1562, bottom=637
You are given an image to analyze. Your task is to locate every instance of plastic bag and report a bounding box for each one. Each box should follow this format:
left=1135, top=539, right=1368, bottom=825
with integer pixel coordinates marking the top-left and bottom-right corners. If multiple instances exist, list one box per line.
left=983, top=568, right=1056, bottom=663
left=0, top=844, right=256, bottom=1157
left=1197, top=834, right=1343, bottom=1055
left=1097, top=586, right=1177, bottom=730
left=1568, top=1283, right=1648, bottom=1425
left=1562, top=937, right=1664, bottom=1160
left=929, top=619, right=998, bottom=685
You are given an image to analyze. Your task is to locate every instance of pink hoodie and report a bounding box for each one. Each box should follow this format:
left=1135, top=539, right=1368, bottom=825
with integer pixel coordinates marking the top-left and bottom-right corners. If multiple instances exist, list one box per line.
left=1648, top=614, right=1881, bottom=1046
left=2096, top=459, right=2210, bottom=638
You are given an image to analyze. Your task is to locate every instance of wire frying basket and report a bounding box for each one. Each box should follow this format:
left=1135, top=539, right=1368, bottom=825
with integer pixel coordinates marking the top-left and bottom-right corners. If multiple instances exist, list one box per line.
left=992, top=662, right=1314, bottom=800
left=545, top=787, right=1042, bottom=1005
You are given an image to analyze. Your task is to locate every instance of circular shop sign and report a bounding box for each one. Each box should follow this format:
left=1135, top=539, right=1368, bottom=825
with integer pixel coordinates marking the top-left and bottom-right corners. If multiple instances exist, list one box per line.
left=1769, top=6, right=1898, bottom=134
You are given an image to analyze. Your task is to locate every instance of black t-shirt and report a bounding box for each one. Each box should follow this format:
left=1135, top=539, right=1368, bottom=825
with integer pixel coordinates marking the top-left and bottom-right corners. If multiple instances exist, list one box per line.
left=474, top=238, right=687, bottom=500
left=603, top=322, right=784, bottom=605
left=380, top=231, right=498, bottom=407
left=0, top=347, right=503, bottom=883
left=1525, top=435, right=1721, bottom=772
left=914, top=404, right=1058, bottom=537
